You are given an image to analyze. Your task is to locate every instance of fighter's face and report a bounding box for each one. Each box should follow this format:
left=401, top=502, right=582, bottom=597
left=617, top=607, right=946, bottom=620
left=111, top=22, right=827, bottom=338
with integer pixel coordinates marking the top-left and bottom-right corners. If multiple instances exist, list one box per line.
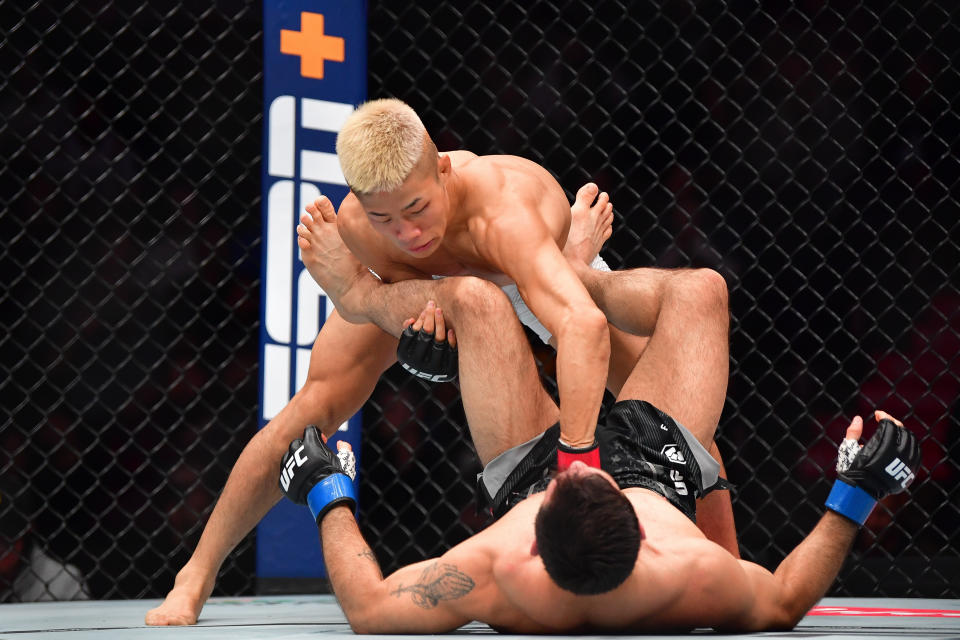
left=358, top=163, right=449, bottom=258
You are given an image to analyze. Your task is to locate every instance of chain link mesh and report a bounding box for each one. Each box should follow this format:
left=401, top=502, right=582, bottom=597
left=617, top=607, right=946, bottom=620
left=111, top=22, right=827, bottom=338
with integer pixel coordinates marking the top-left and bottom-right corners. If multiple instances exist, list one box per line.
left=1, top=0, right=957, bottom=602
left=1, top=0, right=264, bottom=600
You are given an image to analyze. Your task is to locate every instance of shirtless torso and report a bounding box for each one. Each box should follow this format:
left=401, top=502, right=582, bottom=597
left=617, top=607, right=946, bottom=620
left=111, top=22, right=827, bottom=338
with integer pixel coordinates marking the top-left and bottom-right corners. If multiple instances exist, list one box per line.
left=299, top=149, right=616, bottom=448
left=337, top=151, right=572, bottom=286
left=443, top=488, right=744, bottom=634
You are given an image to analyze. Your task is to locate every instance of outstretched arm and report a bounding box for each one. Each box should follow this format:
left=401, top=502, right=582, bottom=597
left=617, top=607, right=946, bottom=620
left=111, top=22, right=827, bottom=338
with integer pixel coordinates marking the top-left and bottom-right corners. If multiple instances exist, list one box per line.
left=727, top=411, right=920, bottom=631
left=729, top=511, right=857, bottom=630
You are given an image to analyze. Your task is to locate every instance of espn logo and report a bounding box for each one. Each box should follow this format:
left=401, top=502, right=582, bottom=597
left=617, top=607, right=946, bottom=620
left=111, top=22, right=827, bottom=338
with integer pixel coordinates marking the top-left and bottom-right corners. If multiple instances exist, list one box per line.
left=885, top=458, right=915, bottom=489
left=261, top=96, right=354, bottom=424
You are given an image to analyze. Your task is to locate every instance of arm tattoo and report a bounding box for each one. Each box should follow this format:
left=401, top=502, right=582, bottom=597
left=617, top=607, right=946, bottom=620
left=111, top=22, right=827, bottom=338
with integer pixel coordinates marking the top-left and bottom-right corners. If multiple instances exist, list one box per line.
left=390, top=562, right=475, bottom=609
left=357, top=549, right=378, bottom=564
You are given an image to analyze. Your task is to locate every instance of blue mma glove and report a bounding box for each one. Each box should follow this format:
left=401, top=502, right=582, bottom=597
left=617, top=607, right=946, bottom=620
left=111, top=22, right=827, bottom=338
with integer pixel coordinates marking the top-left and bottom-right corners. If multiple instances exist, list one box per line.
left=279, top=425, right=356, bottom=523
left=826, top=417, right=920, bottom=525
left=397, top=324, right=458, bottom=382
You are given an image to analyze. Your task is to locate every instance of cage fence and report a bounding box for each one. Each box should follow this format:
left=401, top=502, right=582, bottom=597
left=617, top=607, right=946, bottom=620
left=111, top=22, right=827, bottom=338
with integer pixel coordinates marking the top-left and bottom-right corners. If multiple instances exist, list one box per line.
left=1, top=0, right=958, bottom=601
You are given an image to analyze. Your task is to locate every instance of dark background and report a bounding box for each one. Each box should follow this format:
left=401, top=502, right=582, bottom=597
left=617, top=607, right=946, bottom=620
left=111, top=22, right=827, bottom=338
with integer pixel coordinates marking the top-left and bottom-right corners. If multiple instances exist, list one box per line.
left=1, top=0, right=957, bottom=600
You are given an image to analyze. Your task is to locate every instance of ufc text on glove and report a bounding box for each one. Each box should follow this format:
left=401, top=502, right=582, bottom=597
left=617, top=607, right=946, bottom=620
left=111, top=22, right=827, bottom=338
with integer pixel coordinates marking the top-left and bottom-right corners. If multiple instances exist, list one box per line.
left=825, top=418, right=920, bottom=526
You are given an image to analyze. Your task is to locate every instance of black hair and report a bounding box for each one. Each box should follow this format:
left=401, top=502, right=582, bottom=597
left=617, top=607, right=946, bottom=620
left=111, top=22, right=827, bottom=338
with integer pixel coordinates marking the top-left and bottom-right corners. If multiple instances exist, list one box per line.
left=534, top=473, right=640, bottom=595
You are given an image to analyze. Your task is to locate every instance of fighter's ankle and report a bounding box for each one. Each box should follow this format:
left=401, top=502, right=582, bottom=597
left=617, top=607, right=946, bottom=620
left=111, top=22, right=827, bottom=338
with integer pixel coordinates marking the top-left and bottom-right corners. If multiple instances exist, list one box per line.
left=173, top=565, right=215, bottom=595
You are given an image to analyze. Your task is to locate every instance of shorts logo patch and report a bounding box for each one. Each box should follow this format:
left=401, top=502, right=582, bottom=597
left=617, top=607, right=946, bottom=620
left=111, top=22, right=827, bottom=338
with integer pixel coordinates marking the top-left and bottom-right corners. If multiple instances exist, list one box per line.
left=661, top=444, right=686, bottom=465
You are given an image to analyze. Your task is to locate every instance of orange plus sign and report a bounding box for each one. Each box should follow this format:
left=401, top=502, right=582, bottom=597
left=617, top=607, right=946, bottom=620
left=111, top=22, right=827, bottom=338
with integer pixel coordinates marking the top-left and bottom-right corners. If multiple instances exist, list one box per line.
left=280, top=12, right=345, bottom=79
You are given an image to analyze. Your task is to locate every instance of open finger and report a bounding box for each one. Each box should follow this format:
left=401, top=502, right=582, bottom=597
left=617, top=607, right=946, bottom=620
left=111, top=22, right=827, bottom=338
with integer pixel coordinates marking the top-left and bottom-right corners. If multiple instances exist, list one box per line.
left=845, top=415, right=863, bottom=441
left=422, top=301, right=436, bottom=335
left=434, top=307, right=446, bottom=342
left=411, top=309, right=426, bottom=332
left=875, top=410, right=903, bottom=427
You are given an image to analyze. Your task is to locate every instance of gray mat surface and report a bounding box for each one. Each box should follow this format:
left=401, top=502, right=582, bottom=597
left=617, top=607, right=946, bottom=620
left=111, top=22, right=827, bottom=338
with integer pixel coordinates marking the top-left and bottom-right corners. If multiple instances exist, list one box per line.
left=1, top=596, right=958, bottom=638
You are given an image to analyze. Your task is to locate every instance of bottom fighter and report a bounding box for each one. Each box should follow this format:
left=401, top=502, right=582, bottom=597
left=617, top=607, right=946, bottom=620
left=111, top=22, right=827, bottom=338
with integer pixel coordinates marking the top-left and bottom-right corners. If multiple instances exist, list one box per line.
left=280, top=299, right=920, bottom=633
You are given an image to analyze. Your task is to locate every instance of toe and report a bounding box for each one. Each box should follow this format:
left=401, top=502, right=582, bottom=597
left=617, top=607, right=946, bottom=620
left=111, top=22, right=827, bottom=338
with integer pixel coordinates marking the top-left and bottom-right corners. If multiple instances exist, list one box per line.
left=315, top=195, right=337, bottom=221
left=575, top=183, right=599, bottom=204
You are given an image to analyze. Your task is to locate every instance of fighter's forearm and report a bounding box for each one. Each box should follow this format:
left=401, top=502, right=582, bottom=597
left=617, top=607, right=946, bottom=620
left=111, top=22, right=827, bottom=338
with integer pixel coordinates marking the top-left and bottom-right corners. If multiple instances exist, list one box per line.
left=319, top=507, right=385, bottom=628
left=554, top=310, right=610, bottom=446
left=770, top=511, right=858, bottom=625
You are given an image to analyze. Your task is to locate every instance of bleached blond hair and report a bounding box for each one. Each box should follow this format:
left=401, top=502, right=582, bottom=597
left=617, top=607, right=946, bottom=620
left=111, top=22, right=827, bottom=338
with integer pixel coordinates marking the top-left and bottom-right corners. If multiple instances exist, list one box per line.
left=336, top=99, right=435, bottom=195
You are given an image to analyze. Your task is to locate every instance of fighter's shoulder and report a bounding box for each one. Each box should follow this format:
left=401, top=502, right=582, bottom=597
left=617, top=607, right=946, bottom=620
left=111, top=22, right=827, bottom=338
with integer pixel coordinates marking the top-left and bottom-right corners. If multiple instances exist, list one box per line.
left=676, top=541, right=755, bottom=620
left=465, top=153, right=547, bottom=181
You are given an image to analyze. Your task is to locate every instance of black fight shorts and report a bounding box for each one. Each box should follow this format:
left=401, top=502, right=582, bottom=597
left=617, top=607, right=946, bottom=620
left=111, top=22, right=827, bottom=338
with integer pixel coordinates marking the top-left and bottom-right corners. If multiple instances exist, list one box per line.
left=477, top=400, right=729, bottom=521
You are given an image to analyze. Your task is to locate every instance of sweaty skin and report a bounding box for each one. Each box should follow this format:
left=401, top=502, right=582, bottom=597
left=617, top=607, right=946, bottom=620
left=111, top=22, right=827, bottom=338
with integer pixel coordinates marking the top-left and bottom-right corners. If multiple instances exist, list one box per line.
left=299, top=151, right=613, bottom=449
left=299, top=154, right=739, bottom=553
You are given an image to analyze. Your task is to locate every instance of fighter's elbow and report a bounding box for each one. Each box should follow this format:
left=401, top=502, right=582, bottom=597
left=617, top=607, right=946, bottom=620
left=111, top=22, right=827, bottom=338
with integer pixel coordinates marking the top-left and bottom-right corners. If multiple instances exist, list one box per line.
left=718, top=607, right=797, bottom=634
left=342, top=601, right=378, bottom=634
left=752, top=601, right=806, bottom=632
left=347, top=616, right=372, bottom=635
left=780, top=602, right=812, bottom=630
left=559, top=305, right=607, bottom=341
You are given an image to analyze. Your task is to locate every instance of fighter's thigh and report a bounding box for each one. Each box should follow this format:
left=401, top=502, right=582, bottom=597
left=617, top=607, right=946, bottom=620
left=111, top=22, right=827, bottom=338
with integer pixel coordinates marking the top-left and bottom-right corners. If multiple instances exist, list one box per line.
left=616, top=268, right=729, bottom=447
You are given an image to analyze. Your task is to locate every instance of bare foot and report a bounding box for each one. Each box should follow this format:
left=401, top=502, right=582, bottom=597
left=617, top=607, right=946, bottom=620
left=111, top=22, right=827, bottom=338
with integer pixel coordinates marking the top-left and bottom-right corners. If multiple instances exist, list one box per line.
left=297, top=195, right=370, bottom=315
left=145, top=569, right=212, bottom=626
left=562, top=183, right=614, bottom=267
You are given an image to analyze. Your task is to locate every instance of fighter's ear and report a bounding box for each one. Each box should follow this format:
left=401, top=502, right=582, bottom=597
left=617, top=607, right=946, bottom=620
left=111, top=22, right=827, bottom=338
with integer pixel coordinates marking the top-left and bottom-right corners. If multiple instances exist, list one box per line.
left=437, top=152, right=451, bottom=176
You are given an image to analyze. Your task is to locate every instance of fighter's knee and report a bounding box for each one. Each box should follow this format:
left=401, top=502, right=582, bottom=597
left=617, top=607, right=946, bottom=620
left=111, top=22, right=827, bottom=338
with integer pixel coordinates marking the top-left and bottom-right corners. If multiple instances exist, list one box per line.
left=444, top=276, right=510, bottom=317
left=681, top=268, right=728, bottom=316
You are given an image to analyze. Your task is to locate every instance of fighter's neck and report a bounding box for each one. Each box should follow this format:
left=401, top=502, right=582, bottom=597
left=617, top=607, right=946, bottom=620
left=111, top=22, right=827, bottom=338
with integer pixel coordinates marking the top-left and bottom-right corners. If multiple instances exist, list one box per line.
left=441, top=167, right=473, bottom=229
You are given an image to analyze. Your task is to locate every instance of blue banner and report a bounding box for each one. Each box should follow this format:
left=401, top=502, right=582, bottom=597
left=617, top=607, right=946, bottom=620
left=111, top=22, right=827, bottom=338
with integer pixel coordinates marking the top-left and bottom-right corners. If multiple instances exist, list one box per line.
left=258, top=0, right=366, bottom=580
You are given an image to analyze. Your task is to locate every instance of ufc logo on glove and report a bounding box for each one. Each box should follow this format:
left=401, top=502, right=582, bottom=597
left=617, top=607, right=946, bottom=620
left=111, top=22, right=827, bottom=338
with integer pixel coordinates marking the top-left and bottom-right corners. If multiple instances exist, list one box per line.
left=884, top=458, right=915, bottom=489
left=279, top=445, right=309, bottom=492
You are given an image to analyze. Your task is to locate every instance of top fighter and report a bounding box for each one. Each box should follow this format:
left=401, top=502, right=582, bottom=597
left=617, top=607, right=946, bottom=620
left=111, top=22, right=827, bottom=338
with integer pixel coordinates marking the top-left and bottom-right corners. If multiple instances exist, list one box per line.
left=296, top=96, right=733, bottom=542
left=300, top=97, right=638, bottom=453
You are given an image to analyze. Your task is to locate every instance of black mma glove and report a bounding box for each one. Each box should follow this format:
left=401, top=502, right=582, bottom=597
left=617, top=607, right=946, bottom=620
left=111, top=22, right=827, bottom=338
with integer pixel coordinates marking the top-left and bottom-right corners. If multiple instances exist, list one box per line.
left=825, top=417, right=920, bottom=525
left=397, top=324, right=458, bottom=382
left=279, top=425, right=357, bottom=523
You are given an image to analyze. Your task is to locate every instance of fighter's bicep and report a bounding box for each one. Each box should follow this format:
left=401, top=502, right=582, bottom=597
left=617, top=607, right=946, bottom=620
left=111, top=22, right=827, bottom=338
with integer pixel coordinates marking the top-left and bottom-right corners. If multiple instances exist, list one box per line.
left=714, top=560, right=791, bottom=632
left=362, top=558, right=476, bottom=633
